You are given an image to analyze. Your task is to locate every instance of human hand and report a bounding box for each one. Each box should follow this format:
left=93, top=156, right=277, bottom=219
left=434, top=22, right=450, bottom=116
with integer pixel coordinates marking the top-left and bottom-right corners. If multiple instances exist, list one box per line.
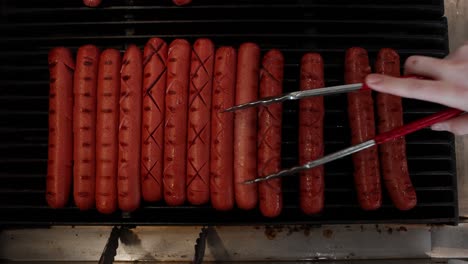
left=365, top=44, right=468, bottom=135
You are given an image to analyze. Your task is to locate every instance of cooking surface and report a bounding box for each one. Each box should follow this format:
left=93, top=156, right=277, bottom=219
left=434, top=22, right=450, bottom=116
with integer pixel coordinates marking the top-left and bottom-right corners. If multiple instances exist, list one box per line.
left=0, top=0, right=458, bottom=225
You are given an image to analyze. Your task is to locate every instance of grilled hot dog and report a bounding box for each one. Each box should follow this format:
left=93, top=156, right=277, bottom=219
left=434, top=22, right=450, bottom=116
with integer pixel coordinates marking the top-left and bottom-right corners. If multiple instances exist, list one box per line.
left=96, top=49, right=121, bottom=214
left=163, top=39, right=191, bottom=206
left=118, top=45, right=142, bottom=212
left=345, top=47, right=382, bottom=211
left=187, top=39, right=215, bottom=205
left=210, top=47, right=236, bottom=211
left=234, top=43, right=261, bottom=210
left=299, top=53, right=325, bottom=215
left=73, top=45, right=100, bottom=211
left=142, top=38, right=168, bottom=202
left=46, top=47, right=75, bottom=209
left=257, top=49, right=284, bottom=218
left=375, top=48, right=416, bottom=211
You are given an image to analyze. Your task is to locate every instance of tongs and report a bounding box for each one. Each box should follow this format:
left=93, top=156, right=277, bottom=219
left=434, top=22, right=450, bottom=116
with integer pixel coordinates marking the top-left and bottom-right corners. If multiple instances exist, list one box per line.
left=224, top=75, right=417, bottom=113
left=224, top=75, right=464, bottom=184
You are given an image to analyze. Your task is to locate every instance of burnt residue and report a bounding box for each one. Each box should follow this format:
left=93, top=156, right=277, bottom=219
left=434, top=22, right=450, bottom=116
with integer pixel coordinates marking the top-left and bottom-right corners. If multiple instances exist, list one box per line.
left=397, top=226, right=408, bottom=232
left=263, top=224, right=318, bottom=239
left=303, top=225, right=311, bottom=236
left=387, top=227, right=393, bottom=235
left=323, top=229, right=333, bottom=238
left=286, top=225, right=300, bottom=236
left=264, top=226, right=278, bottom=240
left=375, top=224, right=382, bottom=234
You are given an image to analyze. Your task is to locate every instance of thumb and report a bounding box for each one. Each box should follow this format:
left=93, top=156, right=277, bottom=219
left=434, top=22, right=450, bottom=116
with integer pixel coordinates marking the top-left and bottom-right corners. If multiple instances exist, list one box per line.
left=431, top=113, right=468, bottom=135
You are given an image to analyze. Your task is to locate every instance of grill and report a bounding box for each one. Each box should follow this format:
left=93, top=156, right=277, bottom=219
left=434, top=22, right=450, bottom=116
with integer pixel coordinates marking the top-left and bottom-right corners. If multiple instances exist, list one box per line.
left=0, top=0, right=458, bottom=226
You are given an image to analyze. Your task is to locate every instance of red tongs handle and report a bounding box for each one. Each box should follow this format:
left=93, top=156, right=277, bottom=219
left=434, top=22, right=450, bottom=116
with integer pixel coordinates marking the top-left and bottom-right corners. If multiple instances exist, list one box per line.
left=375, top=108, right=464, bottom=144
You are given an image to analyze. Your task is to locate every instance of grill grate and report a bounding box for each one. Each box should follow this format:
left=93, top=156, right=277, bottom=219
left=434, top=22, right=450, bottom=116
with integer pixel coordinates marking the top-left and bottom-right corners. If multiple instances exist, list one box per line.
left=0, top=0, right=458, bottom=225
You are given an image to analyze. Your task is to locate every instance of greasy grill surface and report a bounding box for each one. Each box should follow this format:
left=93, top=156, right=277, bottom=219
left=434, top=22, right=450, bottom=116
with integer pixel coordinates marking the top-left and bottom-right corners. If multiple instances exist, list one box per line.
left=0, top=0, right=457, bottom=225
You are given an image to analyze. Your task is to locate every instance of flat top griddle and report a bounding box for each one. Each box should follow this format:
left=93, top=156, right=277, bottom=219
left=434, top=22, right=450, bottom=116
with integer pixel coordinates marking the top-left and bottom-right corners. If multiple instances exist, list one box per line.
left=0, top=0, right=457, bottom=226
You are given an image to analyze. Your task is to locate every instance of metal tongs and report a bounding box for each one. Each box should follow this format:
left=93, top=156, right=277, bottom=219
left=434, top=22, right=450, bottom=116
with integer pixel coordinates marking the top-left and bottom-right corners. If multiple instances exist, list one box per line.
left=224, top=75, right=464, bottom=184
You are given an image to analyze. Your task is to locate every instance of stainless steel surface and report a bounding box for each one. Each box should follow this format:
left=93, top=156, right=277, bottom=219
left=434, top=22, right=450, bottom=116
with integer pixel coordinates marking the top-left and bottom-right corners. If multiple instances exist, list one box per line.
left=223, top=83, right=362, bottom=112
left=445, top=0, right=468, bottom=218
left=1, top=224, right=468, bottom=262
left=246, top=140, right=375, bottom=184
left=0, top=225, right=430, bottom=261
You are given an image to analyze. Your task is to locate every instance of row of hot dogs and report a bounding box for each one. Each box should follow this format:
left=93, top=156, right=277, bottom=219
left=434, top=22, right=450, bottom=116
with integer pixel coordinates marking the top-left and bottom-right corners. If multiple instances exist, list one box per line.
left=46, top=38, right=417, bottom=218
left=83, top=0, right=191, bottom=7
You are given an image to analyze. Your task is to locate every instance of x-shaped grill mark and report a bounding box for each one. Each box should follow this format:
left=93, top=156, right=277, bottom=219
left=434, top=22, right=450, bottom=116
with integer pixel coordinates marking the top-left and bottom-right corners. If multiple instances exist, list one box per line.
left=144, top=42, right=167, bottom=114
left=261, top=68, right=281, bottom=84
left=142, top=159, right=161, bottom=186
left=143, top=41, right=165, bottom=66
left=188, top=123, right=208, bottom=148
left=257, top=124, right=276, bottom=151
left=192, top=50, right=212, bottom=77
left=187, top=160, right=208, bottom=188
left=189, top=52, right=213, bottom=108
left=259, top=105, right=280, bottom=122
left=189, top=79, right=209, bottom=107
left=144, top=121, right=163, bottom=150
left=145, top=67, right=167, bottom=114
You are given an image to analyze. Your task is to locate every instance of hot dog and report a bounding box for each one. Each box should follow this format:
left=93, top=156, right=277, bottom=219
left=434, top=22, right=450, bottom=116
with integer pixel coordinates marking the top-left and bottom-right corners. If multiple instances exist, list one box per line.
left=210, top=47, right=236, bottom=211
left=172, top=0, right=192, bottom=6
left=46, top=47, right=75, bottom=209
left=141, top=38, right=168, bottom=202
left=187, top=39, right=215, bottom=205
left=95, top=49, right=121, bottom=214
left=299, top=53, right=325, bottom=215
left=83, top=0, right=101, bottom=7
left=257, top=49, right=284, bottom=218
left=73, top=45, right=99, bottom=211
left=345, top=47, right=382, bottom=211
left=118, top=44, right=142, bottom=212
left=234, top=43, right=260, bottom=210
left=163, top=39, right=191, bottom=206
left=375, top=48, right=416, bottom=211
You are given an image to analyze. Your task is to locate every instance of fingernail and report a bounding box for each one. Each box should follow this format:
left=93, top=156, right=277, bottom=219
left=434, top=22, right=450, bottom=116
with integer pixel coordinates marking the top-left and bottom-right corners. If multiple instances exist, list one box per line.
left=431, top=123, right=448, bottom=131
left=366, top=74, right=384, bottom=85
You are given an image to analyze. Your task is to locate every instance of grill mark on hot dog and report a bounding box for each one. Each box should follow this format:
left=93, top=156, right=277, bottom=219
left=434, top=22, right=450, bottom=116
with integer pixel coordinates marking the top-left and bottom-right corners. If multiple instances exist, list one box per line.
left=234, top=43, right=260, bottom=210
left=163, top=39, right=191, bottom=206
left=375, top=48, right=416, bottom=211
left=257, top=49, right=284, bottom=218
left=186, top=39, right=214, bottom=205
left=299, top=53, right=325, bottom=215
left=73, top=45, right=99, bottom=211
left=118, top=45, right=142, bottom=212
left=346, top=47, right=382, bottom=211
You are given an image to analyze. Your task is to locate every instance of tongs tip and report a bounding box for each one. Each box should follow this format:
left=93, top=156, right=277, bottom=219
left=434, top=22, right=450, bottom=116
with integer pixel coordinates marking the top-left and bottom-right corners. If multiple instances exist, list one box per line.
left=220, top=107, right=235, bottom=113
left=242, top=178, right=260, bottom=185
left=222, top=102, right=255, bottom=113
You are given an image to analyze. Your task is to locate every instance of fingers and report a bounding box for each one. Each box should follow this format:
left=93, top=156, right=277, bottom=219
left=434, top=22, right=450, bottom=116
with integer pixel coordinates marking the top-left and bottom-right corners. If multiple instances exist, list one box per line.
left=403, top=55, right=452, bottom=79
left=432, top=113, right=468, bottom=135
left=365, top=74, right=468, bottom=112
